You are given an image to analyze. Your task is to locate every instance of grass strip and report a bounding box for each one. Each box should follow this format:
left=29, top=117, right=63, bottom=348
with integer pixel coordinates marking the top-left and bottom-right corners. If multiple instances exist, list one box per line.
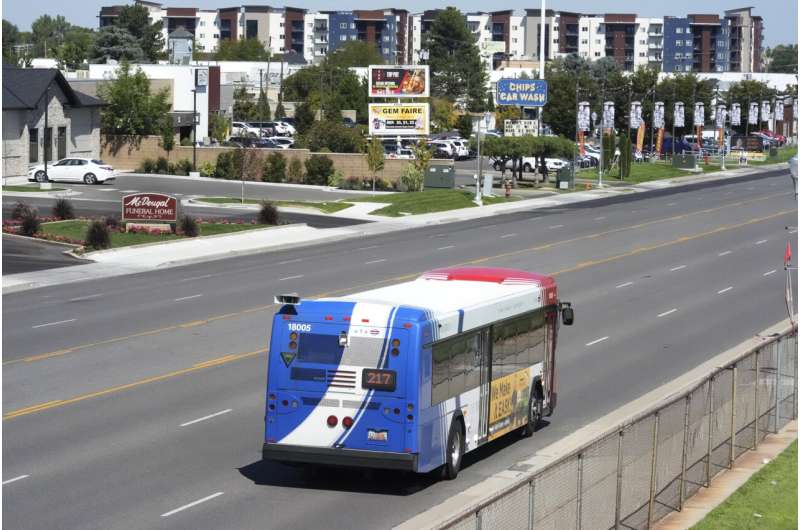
left=195, top=197, right=352, bottom=214
left=350, top=189, right=516, bottom=217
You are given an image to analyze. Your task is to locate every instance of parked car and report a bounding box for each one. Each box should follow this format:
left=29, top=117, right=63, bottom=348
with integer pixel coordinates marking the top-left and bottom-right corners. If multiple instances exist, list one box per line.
left=231, top=121, right=261, bottom=137
left=448, top=140, right=471, bottom=160
left=277, top=121, right=297, bottom=136
left=266, top=136, right=294, bottom=148
left=246, top=121, right=277, bottom=137
left=428, top=140, right=455, bottom=158
left=258, top=121, right=292, bottom=136
left=493, top=157, right=569, bottom=173
left=29, top=158, right=115, bottom=184
left=342, top=117, right=357, bottom=128
left=387, top=148, right=415, bottom=160
left=228, top=136, right=278, bottom=148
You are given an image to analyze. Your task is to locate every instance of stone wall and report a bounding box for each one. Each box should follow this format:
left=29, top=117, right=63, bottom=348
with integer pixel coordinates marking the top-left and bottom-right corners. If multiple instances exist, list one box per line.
left=101, top=135, right=419, bottom=182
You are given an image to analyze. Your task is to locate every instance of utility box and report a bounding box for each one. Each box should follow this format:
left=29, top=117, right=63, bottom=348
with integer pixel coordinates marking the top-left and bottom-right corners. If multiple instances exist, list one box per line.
left=424, top=164, right=455, bottom=189
left=672, top=154, right=697, bottom=169
left=482, top=174, right=494, bottom=196
left=556, top=164, right=574, bottom=190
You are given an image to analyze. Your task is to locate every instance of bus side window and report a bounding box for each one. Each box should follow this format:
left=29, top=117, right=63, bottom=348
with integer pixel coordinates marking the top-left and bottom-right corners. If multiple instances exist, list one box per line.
left=432, top=342, right=449, bottom=405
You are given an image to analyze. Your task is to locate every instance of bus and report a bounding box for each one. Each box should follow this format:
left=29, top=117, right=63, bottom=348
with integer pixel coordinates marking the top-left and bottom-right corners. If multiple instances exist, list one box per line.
left=262, top=266, right=573, bottom=479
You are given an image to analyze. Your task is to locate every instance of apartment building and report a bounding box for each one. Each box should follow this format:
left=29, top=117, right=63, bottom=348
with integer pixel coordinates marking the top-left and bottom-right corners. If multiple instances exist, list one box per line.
left=725, top=7, right=764, bottom=73
left=663, top=15, right=730, bottom=73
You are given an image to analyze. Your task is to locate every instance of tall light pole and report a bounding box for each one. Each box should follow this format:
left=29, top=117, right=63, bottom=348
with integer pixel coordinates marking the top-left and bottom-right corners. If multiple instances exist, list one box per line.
left=538, top=0, right=546, bottom=137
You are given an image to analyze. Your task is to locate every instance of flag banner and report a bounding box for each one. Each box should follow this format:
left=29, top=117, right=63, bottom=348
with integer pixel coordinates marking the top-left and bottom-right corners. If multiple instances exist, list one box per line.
left=749, top=102, right=759, bottom=125
left=578, top=130, right=585, bottom=156
left=715, top=105, right=726, bottom=129
left=761, top=100, right=771, bottom=122
left=730, top=103, right=741, bottom=126
left=630, top=101, right=642, bottom=129
left=655, top=128, right=664, bottom=155
left=577, top=101, right=591, bottom=132
left=775, top=101, right=785, bottom=121
left=718, top=128, right=724, bottom=149
left=653, top=101, right=665, bottom=129
left=693, top=102, right=705, bottom=127
left=603, top=101, right=615, bottom=130
left=636, top=121, right=646, bottom=152
left=674, top=102, right=685, bottom=128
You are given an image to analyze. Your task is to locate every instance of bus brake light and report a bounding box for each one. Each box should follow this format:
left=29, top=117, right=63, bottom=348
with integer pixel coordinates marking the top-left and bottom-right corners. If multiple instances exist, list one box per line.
left=342, top=416, right=354, bottom=428
left=327, top=415, right=338, bottom=427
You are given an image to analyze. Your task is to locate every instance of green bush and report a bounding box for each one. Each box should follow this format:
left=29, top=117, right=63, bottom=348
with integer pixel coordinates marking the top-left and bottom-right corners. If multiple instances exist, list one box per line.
left=85, top=220, right=111, bottom=250
left=306, top=121, right=364, bottom=153
left=618, top=135, right=632, bottom=179
left=176, top=159, right=194, bottom=176
left=287, top=158, right=304, bottom=183
left=20, top=212, right=40, bottom=237
left=155, top=156, right=169, bottom=174
left=263, top=152, right=287, bottom=182
left=105, top=216, right=119, bottom=229
left=11, top=201, right=35, bottom=220
left=339, top=176, right=361, bottom=190
left=52, top=198, right=75, bottom=220
left=214, top=151, right=239, bottom=180
left=180, top=215, right=199, bottom=237
left=328, top=169, right=344, bottom=187
left=400, top=165, right=425, bottom=192
left=305, top=154, right=334, bottom=185
left=139, top=158, right=157, bottom=173
left=258, top=200, right=280, bottom=225
left=180, top=137, right=192, bottom=146
left=198, top=161, right=215, bottom=177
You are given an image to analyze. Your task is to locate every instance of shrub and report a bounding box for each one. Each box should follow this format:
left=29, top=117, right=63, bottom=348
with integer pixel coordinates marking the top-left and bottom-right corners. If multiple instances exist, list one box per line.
left=105, top=216, right=119, bottom=229
left=198, top=161, right=215, bottom=177
left=328, top=169, right=344, bottom=188
left=306, top=121, right=364, bottom=153
left=258, top=200, right=280, bottom=225
left=52, top=198, right=75, bottom=220
left=176, top=159, right=194, bottom=176
left=263, top=152, right=287, bottom=182
left=215, top=151, right=239, bottom=180
left=180, top=215, right=199, bottom=237
left=400, top=165, right=425, bottom=192
left=338, top=176, right=361, bottom=190
left=287, top=158, right=304, bottom=183
left=180, top=137, right=192, bottom=146
left=155, top=156, right=169, bottom=174
left=304, top=154, right=334, bottom=186
left=11, top=202, right=35, bottom=220
left=139, top=158, right=157, bottom=173
left=85, top=220, right=111, bottom=250
left=167, top=162, right=178, bottom=175
left=19, top=213, right=40, bottom=237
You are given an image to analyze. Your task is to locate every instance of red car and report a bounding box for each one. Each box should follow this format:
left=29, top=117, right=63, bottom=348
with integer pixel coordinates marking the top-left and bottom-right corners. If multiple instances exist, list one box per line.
left=759, top=130, right=786, bottom=145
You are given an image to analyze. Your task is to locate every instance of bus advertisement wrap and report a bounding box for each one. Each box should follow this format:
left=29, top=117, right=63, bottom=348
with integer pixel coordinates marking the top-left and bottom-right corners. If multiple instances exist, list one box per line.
left=368, top=65, right=429, bottom=98
left=495, top=79, right=548, bottom=107
left=488, top=368, right=532, bottom=441
left=369, top=103, right=430, bottom=136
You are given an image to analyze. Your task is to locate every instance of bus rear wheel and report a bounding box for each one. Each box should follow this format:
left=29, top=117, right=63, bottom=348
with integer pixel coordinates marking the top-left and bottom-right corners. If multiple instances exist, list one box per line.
left=521, top=397, right=542, bottom=438
left=441, top=418, right=464, bottom=480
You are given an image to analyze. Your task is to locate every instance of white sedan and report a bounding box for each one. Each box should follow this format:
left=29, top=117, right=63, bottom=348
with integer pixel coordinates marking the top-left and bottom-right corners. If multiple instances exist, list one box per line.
left=29, top=158, right=116, bottom=185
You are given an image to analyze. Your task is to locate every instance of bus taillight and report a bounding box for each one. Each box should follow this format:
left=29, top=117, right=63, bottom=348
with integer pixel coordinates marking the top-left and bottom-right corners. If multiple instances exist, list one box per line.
left=327, top=415, right=338, bottom=427
left=342, top=416, right=354, bottom=429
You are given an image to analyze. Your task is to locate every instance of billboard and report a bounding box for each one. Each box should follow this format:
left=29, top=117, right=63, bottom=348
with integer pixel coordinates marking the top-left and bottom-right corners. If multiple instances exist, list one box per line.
left=122, top=193, right=178, bottom=222
left=730, top=135, right=764, bottom=153
left=495, top=79, right=548, bottom=107
left=504, top=119, right=539, bottom=137
left=368, top=65, right=429, bottom=98
left=369, top=103, right=430, bottom=136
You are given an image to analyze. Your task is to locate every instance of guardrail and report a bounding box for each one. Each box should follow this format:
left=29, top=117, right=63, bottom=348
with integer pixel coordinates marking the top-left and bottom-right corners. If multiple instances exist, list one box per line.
left=439, top=324, right=797, bottom=530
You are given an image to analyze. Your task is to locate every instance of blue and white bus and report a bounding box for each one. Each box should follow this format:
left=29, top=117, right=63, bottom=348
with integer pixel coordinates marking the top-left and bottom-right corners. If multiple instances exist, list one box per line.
left=263, top=267, right=573, bottom=478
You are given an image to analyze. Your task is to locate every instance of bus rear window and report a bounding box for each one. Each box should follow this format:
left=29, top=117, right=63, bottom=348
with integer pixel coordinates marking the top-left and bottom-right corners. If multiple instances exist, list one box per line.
left=297, top=333, right=344, bottom=364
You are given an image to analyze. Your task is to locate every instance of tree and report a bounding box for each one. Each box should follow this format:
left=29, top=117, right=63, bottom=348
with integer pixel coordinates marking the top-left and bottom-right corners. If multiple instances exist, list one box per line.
left=215, top=38, right=270, bottom=61
left=91, top=26, right=145, bottom=63
left=366, top=137, right=385, bottom=192
left=256, top=89, right=271, bottom=121
left=209, top=113, right=229, bottom=143
left=482, top=135, right=575, bottom=186
left=294, top=102, right=315, bottom=136
left=456, top=115, right=473, bottom=139
left=767, top=44, right=798, bottom=74
left=56, top=27, right=95, bottom=70
left=97, top=61, right=171, bottom=136
left=262, top=152, right=287, bottom=182
left=326, top=40, right=384, bottom=69
left=425, top=7, right=488, bottom=111
left=305, top=120, right=364, bottom=153
left=160, top=121, right=175, bottom=160
left=30, top=15, right=71, bottom=57
left=411, top=140, right=433, bottom=173
left=3, top=20, right=21, bottom=63
left=618, top=135, right=632, bottom=179
left=117, top=4, right=164, bottom=62
left=232, top=86, right=257, bottom=122
left=725, top=80, right=777, bottom=133
left=431, top=98, right=457, bottom=133
left=274, top=98, right=286, bottom=120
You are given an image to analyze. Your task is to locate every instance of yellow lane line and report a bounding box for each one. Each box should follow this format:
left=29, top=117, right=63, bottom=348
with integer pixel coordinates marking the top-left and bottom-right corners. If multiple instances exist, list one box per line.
left=8, top=191, right=792, bottom=367
left=3, top=349, right=266, bottom=421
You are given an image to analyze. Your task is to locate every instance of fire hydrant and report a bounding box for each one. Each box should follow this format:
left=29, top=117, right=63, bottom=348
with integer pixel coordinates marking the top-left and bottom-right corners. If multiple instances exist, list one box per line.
left=504, top=179, right=512, bottom=198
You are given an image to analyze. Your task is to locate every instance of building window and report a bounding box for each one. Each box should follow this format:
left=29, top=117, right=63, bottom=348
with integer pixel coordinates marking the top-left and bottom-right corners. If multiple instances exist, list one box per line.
left=594, top=51, right=601, bottom=57
left=512, top=25, right=517, bottom=31
left=213, top=33, right=219, bottom=38
left=639, top=52, right=645, bottom=57
left=350, top=35, right=356, bottom=40
left=340, top=35, right=347, bottom=41
left=685, top=65, right=691, bottom=71
left=340, top=23, right=347, bottom=29
left=199, top=21, right=205, bottom=27
left=581, top=39, right=588, bottom=45
left=685, top=40, right=692, bottom=47
left=57, top=126, right=66, bottom=159
left=350, top=23, right=355, bottom=29
left=675, top=39, right=682, bottom=46
left=29, top=128, right=38, bottom=163
left=200, top=33, right=205, bottom=39
left=595, top=39, right=601, bottom=44
left=383, top=35, right=390, bottom=42
left=674, top=53, right=681, bottom=60
left=279, top=22, right=284, bottom=27
left=676, top=27, right=683, bottom=34
left=512, top=38, right=517, bottom=43
left=383, top=47, right=389, bottom=54
left=581, top=26, right=588, bottom=32
left=674, top=65, right=681, bottom=71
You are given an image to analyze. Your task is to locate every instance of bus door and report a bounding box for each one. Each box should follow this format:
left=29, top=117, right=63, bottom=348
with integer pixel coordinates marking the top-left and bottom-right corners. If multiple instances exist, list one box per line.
left=477, top=328, right=491, bottom=444
left=543, top=309, right=557, bottom=409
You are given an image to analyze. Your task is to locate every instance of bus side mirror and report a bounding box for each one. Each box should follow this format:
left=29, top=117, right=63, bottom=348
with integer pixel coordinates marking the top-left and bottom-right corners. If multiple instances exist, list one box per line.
left=560, top=303, right=574, bottom=326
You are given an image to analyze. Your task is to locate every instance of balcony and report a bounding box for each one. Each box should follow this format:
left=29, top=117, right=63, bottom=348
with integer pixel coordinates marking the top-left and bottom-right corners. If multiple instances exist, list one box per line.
left=314, top=24, right=328, bottom=31
left=648, top=28, right=662, bottom=35
left=648, top=43, right=661, bottom=49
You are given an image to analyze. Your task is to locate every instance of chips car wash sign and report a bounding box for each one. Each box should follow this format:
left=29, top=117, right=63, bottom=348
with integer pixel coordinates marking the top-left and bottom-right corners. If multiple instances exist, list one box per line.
left=122, top=193, right=178, bottom=222
left=495, top=79, right=548, bottom=107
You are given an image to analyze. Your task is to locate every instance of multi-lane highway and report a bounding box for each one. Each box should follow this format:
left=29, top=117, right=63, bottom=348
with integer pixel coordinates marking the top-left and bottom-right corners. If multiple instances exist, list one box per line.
left=3, top=168, right=796, bottom=529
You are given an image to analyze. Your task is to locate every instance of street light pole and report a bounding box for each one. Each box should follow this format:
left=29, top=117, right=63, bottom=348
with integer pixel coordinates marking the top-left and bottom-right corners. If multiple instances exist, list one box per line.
left=192, top=69, right=198, bottom=171
left=538, top=0, right=546, bottom=137
left=42, top=83, right=49, bottom=185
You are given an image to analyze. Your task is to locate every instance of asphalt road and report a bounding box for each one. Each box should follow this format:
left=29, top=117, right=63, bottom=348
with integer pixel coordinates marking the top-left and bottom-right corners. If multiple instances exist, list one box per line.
left=3, top=169, right=797, bottom=530
left=1, top=235, right=82, bottom=275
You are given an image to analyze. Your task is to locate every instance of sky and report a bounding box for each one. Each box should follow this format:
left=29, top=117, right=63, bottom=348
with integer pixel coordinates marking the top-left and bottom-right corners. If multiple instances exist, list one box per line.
left=2, top=0, right=797, bottom=47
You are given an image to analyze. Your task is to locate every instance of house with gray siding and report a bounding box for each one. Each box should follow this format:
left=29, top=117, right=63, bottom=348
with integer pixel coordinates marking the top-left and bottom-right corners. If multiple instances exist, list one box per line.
left=2, top=67, right=104, bottom=179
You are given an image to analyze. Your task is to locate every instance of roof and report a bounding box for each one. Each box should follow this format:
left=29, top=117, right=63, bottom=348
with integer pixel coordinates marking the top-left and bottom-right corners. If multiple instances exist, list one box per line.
left=2, top=67, right=104, bottom=110
left=168, top=27, right=194, bottom=39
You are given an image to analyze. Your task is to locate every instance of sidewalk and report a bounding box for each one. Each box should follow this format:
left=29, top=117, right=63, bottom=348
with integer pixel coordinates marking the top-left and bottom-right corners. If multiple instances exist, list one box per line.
left=2, top=162, right=789, bottom=294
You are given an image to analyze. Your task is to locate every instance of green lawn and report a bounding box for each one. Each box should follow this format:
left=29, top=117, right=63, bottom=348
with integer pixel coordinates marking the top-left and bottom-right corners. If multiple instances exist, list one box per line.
left=39, top=220, right=268, bottom=248
left=350, top=189, right=516, bottom=217
left=3, top=185, right=66, bottom=192
left=752, top=145, right=797, bottom=166
left=692, top=441, right=797, bottom=530
left=195, top=197, right=352, bottom=214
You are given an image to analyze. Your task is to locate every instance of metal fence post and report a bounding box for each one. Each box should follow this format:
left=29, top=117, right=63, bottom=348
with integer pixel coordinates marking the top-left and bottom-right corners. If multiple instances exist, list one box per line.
left=729, top=364, right=737, bottom=467
left=614, top=429, right=624, bottom=530
left=754, top=349, right=760, bottom=449
left=775, top=343, right=782, bottom=433
left=647, top=413, right=660, bottom=529
left=528, top=479, right=535, bottom=530
left=678, top=394, right=691, bottom=511
left=706, top=376, right=714, bottom=487
left=476, top=508, right=482, bottom=530
left=576, top=453, right=584, bottom=530
left=792, top=334, right=798, bottom=421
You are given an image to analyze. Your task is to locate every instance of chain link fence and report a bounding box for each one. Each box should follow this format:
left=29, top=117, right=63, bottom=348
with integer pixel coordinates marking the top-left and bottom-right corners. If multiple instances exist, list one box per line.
left=440, top=325, right=797, bottom=530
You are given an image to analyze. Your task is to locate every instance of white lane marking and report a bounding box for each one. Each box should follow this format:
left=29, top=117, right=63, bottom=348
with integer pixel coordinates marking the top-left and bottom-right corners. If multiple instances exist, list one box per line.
left=616, top=281, right=634, bottom=288
left=161, top=492, right=224, bottom=518
left=180, top=409, right=232, bottom=427
left=718, top=251, right=732, bottom=256
left=179, top=273, right=216, bottom=282
left=32, top=319, right=76, bottom=329
left=174, top=294, right=203, bottom=302
left=667, top=202, right=677, bottom=206
left=670, top=265, right=687, bottom=272
left=278, top=275, right=304, bottom=281
left=770, top=182, right=778, bottom=187
left=746, top=187, right=754, bottom=191
left=97, top=188, right=118, bottom=192
left=724, top=191, right=734, bottom=196
left=121, top=190, right=139, bottom=193
left=356, top=245, right=380, bottom=251
left=364, top=258, right=386, bottom=265
left=755, top=239, right=768, bottom=245
left=68, top=293, right=103, bottom=302
left=278, top=258, right=302, bottom=265
left=2, top=475, right=29, bottom=485
left=763, top=269, right=777, bottom=276
left=789, top=229, right=798, bottom=234
left=549, top=224, right=564, bottom=229
left=657, top=308, right=678, bottom=318
left=437, top=245, right=455, bottom=250
left=585, top=336, right=609, bottom=347
left=500, top=233, right=516, bottom=239
left=594, top=216, right=606, bottom=221
left=717, top=286, right=733, bottom=294
left=631, top=210, right=639, bottom=214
